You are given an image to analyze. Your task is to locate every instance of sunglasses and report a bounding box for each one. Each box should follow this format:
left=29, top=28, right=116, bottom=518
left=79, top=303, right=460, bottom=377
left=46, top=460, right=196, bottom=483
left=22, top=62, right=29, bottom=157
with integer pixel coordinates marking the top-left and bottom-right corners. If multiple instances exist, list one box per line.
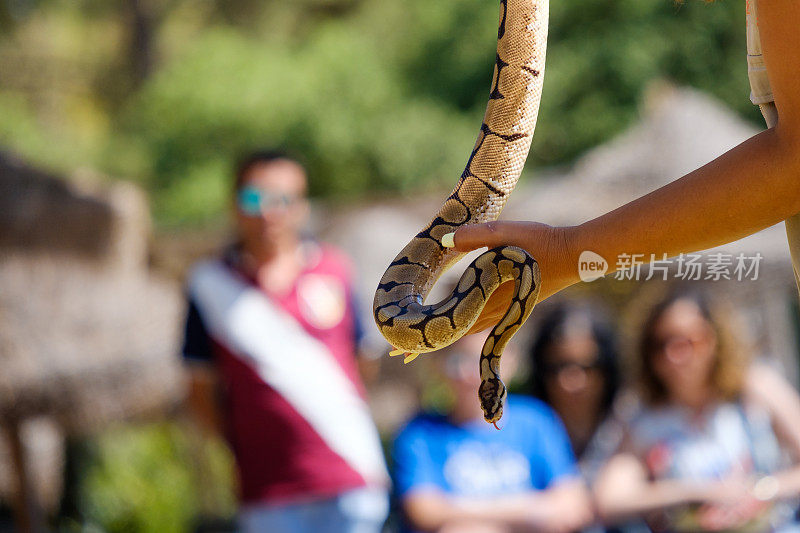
left=650, top=334, right=708, bottom=359
left=237, top=187, right=299, bottom=216
left=541, top=360, right=601, bottom=377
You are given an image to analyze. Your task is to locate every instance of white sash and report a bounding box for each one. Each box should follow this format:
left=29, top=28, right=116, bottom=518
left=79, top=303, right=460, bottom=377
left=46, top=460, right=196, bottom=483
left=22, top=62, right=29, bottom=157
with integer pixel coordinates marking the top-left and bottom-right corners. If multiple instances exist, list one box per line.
left=188, top=259, right=389, bottom=486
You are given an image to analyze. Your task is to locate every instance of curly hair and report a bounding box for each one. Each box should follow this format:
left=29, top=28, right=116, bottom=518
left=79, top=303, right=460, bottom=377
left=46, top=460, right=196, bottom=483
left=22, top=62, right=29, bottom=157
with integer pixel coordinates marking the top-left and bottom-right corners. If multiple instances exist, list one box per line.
left=627, top=285, right=750, bottom=406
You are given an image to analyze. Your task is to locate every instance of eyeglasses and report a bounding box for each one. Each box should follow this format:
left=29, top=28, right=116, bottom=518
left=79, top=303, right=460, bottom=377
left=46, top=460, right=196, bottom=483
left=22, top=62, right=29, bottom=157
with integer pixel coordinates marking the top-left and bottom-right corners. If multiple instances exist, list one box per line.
left=650, top=334, right=707, bottom=359
left=541, top=360, right=601, bottom=377
left=237, top=186, right=299, bottom=216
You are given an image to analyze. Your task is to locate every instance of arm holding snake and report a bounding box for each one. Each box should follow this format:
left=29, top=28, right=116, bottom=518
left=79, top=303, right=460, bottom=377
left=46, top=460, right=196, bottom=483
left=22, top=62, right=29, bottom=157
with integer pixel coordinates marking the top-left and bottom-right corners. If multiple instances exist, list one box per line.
left=375, top=0, right=800, bottom=425
left=450, top=0, right=800, bottom=333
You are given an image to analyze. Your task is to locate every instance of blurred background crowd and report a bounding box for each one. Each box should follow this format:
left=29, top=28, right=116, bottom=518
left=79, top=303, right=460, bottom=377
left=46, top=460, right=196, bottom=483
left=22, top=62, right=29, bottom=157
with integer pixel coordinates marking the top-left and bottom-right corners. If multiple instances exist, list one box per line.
left=2, top=0, right=800, bottom=532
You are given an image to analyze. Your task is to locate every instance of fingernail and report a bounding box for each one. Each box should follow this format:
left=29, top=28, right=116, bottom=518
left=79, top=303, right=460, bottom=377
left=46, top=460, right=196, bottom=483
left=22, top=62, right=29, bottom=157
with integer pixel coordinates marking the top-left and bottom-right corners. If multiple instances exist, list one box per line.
left=441, top=232, right=455, bottom=248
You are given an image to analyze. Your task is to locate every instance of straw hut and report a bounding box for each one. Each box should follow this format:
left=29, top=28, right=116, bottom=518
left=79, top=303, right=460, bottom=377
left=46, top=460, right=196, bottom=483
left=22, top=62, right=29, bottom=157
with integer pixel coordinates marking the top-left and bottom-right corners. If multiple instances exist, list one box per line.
left=0, top=152, right=183, bottom=531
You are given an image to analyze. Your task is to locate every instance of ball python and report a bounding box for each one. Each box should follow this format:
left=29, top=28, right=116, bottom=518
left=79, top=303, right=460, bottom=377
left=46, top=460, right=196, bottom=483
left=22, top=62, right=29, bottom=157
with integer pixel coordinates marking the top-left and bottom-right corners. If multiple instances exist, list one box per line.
left=373, top=0, right=548, bottom=427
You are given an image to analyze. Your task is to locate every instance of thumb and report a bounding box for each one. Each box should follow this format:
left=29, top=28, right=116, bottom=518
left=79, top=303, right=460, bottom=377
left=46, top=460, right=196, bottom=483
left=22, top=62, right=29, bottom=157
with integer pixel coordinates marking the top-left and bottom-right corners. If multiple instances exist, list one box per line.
left=443, top=221, right=522, bottom=252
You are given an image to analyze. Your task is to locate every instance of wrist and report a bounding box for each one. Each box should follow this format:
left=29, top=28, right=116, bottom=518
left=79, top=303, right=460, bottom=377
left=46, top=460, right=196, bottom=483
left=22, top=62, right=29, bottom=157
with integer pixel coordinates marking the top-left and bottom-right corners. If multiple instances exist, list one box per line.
left=674, top=480, right=716, bottom=505
left=544, top=225, right=581, bottom=297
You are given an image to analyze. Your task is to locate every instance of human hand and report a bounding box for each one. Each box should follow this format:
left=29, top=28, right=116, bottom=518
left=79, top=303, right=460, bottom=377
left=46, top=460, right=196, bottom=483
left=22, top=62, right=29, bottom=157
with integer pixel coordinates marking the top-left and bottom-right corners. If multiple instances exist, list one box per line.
left=689, top=479, right=770, bottom=531
left=689, top=478, right=752, bottom=505
left=514, top=482, right=594, bottom=533
left=446, top=222, right=577, bottom=334
left=695, top=499, right=769, bottom=532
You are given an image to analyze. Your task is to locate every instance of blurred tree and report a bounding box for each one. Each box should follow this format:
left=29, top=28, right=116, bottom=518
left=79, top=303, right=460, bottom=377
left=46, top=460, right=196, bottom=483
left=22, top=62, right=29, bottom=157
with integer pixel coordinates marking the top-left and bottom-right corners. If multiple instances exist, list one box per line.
left=0, top=0, right=764, bottom=225
left=127, top=0, right=156, bottom=90
left=70, top=422, right=236, bottom=533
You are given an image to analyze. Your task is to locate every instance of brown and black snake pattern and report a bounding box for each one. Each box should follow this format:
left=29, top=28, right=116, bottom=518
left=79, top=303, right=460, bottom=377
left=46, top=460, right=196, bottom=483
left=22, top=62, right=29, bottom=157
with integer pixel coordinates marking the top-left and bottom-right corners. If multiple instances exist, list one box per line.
left=373, top=0, right=548, bottom=426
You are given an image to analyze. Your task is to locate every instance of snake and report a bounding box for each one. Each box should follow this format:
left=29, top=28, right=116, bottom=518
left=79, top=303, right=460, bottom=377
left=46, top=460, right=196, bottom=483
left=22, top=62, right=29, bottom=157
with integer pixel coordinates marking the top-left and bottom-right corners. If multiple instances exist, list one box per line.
left=372, top=0, right=548, bottom=427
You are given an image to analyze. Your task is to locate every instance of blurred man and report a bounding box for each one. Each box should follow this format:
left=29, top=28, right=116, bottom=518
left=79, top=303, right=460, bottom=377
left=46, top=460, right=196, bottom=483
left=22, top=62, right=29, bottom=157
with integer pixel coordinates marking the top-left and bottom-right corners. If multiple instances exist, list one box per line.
left=182, top=150, right=389, bottom=533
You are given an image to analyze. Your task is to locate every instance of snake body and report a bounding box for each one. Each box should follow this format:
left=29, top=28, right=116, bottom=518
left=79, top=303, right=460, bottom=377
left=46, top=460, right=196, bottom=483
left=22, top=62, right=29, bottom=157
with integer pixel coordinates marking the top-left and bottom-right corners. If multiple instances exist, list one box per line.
left=373, top=0, right=548, bottom=425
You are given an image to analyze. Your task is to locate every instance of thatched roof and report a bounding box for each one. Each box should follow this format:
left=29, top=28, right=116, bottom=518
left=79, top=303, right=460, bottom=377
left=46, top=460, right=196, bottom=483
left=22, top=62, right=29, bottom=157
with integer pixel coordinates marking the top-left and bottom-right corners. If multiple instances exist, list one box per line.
left=0, top=152, right=183, bottom=434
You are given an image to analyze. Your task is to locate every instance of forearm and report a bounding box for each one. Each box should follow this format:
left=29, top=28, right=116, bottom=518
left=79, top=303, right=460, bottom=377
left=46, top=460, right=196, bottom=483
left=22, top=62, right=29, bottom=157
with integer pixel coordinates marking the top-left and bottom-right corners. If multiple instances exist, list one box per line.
left=567, top=127, right=800, bottom=278
left=595, top=478, right=704, bottom=523
left=403, top=483, right=590, bottom=533
left=458, top=481, right=593, bottom=532
left=403, top=491, right=510, bottom=532
left=594, top=454, right=706, bottom=523
left=454, top=492, right=552, bottom=527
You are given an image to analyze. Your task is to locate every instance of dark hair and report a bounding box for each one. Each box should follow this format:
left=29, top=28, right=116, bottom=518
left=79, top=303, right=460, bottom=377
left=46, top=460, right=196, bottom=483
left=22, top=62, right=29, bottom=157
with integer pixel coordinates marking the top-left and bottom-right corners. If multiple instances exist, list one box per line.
left=524, top=301, right=620, bottom=416
left=234, top=149, right=305, bottom=192
left=634, top=287, right=747, bottom=405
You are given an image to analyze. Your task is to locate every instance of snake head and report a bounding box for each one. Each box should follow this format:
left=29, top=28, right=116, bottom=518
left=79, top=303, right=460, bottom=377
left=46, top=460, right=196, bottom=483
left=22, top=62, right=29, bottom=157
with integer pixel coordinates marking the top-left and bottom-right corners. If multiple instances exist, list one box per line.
left=478, top=377, right=507, bottom=425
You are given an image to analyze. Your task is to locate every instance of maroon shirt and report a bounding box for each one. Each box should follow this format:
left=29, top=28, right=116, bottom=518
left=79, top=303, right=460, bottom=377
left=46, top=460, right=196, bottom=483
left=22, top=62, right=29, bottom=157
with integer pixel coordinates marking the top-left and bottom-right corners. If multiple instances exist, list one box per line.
left=183, top=244, right=374, bottom=504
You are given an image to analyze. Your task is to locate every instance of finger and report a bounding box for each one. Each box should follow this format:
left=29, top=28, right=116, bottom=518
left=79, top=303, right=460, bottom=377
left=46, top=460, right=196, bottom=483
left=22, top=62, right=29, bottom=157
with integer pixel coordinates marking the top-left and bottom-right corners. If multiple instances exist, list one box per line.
left=442, top=222, right=518, bottom=252
left=467, top=318, right=492, bottom=335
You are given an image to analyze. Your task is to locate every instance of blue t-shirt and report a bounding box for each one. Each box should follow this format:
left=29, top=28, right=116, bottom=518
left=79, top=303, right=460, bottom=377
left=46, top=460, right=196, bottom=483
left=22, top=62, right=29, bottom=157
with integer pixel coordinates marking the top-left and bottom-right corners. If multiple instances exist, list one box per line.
left=392, top=395, right=578, bottom=499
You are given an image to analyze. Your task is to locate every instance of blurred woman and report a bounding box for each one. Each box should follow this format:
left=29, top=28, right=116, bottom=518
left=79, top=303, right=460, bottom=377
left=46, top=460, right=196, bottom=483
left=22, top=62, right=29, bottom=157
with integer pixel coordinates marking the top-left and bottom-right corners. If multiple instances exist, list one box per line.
left=524, top=302, right=621, bottom=480
left=594, top=288, right=800, bottom=532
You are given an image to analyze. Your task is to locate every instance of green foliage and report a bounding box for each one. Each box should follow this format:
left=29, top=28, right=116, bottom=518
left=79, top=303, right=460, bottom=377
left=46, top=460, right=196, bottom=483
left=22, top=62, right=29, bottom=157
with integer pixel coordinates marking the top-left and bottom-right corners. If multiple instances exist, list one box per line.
left=0, top=0, right=764, bottom=225
left=74, top=422, right=236, bottom=533
left=125, top=21, right=477, bottom=224
left=536, top=0, right=762, bottom=163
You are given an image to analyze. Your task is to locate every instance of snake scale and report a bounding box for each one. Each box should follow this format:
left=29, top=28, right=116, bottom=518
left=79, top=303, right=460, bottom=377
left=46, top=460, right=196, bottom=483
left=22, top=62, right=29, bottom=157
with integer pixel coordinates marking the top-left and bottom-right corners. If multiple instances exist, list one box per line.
left=373, top=0, right=548, bottom=426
